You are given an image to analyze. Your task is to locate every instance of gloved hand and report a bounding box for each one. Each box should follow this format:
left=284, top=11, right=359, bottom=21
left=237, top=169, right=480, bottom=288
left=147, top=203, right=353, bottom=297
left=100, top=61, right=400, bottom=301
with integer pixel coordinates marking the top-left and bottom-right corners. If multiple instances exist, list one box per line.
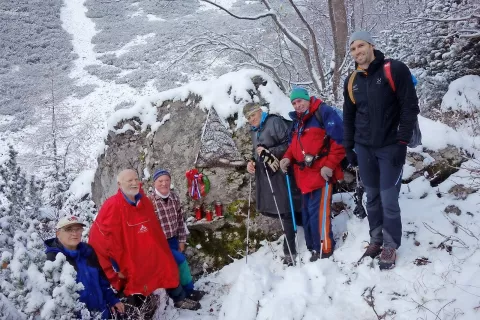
left=392, top=142, right=407, bottom=166
left=346, top=149, right=358, bottom=167
left=259, top=149, right=280, bottom=172
left=280, top=158, right=291, bottom=173
left=320, top=166, right=333, bottom=181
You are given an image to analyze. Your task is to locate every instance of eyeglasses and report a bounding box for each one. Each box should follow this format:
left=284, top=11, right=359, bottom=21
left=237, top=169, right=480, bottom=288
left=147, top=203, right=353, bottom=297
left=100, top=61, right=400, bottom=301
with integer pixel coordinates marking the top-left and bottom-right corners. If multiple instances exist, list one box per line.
left=62, top=227, right=84, bottom=234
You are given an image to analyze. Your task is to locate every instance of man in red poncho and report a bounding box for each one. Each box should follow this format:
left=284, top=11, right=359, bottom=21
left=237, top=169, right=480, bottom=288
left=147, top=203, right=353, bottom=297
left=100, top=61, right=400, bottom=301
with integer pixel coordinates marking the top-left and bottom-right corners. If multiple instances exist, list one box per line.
left=89, top=169, right=200, bottom=318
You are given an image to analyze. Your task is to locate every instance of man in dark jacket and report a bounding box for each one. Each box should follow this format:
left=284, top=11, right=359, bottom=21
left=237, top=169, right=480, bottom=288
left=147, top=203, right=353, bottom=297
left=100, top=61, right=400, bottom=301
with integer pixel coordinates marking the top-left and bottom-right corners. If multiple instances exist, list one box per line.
left=45, top=215, right=124, bottom=319
left=343, top=31, right=420, bottom=270
left=279, top=89, right=346, bottom=262
left=244, top=102, right=302, bottom=266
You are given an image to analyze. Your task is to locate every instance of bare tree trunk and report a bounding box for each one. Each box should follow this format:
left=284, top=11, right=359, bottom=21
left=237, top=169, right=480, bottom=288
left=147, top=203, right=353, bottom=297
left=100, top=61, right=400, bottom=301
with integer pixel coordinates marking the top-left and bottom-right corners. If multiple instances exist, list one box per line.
left=50, top=78, right=59, bottom=181
left=328, top=0, right=348, bottom=101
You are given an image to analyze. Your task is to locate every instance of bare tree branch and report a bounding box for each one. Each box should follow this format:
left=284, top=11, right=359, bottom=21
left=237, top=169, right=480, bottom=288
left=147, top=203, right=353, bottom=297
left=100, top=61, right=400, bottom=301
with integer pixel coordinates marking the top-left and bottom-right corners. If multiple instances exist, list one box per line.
left=287, top=0, right=326, bottom=88
left=200, top=0, right=274, bottom=20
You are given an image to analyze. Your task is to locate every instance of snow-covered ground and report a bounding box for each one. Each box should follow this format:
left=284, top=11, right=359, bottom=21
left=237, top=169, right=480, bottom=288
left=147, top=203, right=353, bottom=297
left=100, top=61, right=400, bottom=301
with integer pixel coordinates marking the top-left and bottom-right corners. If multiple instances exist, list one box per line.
left=166, top=159, right=480, bottom=320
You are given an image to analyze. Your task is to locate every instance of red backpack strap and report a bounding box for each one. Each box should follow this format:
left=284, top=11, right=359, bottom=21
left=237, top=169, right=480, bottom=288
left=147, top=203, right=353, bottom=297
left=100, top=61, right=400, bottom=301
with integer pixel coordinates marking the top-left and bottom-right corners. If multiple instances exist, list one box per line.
left=383, top=61, right=396, bottom=92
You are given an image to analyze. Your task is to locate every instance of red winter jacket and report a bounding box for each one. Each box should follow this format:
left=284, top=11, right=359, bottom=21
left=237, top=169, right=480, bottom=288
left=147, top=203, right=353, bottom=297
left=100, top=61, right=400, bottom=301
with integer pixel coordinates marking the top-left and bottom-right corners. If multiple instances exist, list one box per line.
left=88, top=189, right=179, bottom=296
left=283, top=98, right=346, bottom=194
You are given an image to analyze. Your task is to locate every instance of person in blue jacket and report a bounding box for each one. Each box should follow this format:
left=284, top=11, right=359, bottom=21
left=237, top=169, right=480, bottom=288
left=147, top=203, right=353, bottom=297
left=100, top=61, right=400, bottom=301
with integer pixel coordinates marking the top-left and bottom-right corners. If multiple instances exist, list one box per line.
left=45, top=215, right=124, bottom=319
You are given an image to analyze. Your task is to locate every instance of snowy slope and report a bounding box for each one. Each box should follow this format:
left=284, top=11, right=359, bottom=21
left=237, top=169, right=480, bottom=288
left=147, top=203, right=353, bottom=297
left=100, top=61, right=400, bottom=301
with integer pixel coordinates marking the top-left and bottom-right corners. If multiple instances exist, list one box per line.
left=169, top=161, right=480, bottom=320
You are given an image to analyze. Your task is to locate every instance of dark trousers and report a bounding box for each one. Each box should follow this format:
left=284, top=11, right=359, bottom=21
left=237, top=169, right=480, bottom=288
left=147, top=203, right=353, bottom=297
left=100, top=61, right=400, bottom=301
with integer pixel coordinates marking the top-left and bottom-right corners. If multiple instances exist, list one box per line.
left=302, top=187, right=335, bottom=253
left=356, top=143, right=403, bottom=249
left=283, top=215, right=297, bottom=255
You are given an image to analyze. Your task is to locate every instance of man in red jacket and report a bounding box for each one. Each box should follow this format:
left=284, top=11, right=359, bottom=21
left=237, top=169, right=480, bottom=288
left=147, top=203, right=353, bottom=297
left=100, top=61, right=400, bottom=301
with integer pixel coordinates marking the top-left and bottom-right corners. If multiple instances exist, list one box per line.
left=88, top=169, right=200, bottom=318
left=280, top=88, right=346, bottom=262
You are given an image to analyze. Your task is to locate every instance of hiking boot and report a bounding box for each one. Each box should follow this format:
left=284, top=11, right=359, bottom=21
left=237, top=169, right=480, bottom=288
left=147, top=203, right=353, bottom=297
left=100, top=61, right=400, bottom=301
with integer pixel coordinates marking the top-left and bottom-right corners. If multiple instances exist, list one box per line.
left=363, top=243, right=382, bottom=259
left=174, top=298, right=201, bottom=310
left=283, top=254, right=297, bottom=266
left=188, top=289, right=206, bottom=302
left=379, top=247, right=396, bottom=270
left=309, top=250, right=320, bottom=262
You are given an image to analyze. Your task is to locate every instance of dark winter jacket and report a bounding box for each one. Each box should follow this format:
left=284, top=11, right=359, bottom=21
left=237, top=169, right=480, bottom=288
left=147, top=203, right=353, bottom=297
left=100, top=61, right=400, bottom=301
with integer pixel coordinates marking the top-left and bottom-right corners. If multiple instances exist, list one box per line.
left=250, top=113, right=302, bottom=216
left=284, top=98, right=345, bottom=194
left=343, top=50, right=420, bottom=149
left=44, top=238, right=119, bottom=319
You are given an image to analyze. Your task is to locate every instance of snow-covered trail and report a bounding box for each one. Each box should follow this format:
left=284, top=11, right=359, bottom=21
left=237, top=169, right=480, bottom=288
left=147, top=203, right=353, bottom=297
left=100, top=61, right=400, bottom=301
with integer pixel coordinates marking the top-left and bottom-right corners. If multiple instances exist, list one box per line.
left=59, top=0, right=160, bottom=169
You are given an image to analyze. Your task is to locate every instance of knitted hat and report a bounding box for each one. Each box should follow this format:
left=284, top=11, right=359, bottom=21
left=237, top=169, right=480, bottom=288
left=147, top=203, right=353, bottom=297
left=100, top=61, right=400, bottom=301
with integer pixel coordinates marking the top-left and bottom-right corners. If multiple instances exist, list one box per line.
left=153, top=169, right=170, bottom=182
left=243, top=102, right=261, bottom=118
left=290, top=87, right=310, bottom=102
left=349, top=30, right=375, bottom=45
left=56, top=215, right=85, bottom=230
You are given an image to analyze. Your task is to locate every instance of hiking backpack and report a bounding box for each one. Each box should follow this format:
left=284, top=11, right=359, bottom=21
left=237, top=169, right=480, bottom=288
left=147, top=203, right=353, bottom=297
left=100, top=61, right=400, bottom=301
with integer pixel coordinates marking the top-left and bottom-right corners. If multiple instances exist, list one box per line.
left=346, top=60, right=422, bottom=148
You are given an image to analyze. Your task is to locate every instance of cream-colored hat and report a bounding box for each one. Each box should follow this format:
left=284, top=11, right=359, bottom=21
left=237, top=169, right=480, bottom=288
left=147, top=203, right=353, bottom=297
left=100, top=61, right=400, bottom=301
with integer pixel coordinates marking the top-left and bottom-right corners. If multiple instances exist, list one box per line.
left=56, top=215, right=86, bottom=230
left=243, top=102, right=261, bottom=118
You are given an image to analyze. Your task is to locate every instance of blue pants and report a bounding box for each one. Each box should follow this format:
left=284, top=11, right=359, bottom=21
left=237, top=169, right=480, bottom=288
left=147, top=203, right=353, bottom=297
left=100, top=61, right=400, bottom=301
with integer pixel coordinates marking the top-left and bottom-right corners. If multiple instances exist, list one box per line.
left=355, top=143, right=403, bottom=249
left=302, top=187, right=335, bottom=253
left=167, top=237, right=194, bottom=294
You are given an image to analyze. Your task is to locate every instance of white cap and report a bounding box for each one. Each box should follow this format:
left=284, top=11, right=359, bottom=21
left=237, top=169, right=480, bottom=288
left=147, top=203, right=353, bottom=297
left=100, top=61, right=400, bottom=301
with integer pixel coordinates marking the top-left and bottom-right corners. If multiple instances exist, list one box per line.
left=56, top=215, right=86, bottom=229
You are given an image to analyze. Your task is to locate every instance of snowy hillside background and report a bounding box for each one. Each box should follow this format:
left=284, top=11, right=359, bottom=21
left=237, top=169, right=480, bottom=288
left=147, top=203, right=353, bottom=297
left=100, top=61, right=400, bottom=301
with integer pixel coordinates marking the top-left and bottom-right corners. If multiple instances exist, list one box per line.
left=1, top=0, right=480, bottom=319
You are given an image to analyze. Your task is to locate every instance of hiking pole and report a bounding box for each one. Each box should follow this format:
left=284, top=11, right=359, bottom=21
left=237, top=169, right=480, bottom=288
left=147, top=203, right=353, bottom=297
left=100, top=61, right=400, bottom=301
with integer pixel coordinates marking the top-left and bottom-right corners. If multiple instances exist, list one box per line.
left=285, top=173, right=299, bottom=266
left=319, top=181, right=329, bottom=260
left=263, top=163, right=295, bottom=265
left=245, top=174, right=252, bottom=264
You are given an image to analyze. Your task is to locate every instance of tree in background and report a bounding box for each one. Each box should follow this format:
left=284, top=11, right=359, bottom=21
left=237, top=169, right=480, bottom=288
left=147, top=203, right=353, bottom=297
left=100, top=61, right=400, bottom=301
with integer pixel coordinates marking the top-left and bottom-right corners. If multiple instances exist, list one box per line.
left=0, top=145, right=91, bottom=319
left=381, top=0, right=479, bottom=120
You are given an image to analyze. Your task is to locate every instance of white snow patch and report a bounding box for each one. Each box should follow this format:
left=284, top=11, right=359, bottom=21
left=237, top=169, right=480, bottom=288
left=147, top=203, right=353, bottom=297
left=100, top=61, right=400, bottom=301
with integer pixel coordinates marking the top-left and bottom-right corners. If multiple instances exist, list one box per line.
left=107, top=69, right=292, bottom=133
left=441, top=75, right=480, bottom=112
left=147, top=14, right=166, bottom=21
left=104, top=33, right=156, bottom=57
left=60, top=0, right=100, bottom=76
left=68, top=169, right=95, bottom=199
left=0, top=115, right=15, bottom=126
left=115, top=123, right=135, bottom=134
left=418, top=115, right=478, bottom=154
left=148, top=113, right=171, bottom=137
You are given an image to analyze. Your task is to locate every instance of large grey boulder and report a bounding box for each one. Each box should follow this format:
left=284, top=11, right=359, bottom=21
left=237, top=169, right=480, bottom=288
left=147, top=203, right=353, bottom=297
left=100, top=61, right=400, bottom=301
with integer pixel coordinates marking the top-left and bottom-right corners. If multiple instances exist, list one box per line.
left=91, top=71, right=289, bottom=274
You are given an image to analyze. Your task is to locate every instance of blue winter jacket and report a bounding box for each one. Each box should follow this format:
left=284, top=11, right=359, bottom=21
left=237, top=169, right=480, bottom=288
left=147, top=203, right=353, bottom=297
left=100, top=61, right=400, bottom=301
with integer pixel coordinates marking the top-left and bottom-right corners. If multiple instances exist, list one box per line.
left=44, top=238, right=120, bottom=319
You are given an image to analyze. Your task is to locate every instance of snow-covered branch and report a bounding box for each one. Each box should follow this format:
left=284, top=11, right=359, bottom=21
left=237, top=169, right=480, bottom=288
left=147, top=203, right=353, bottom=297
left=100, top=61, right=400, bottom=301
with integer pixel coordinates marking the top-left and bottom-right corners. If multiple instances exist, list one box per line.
left=405, top=12, right=480, bottom=38
left=406, top=13, right=480, bottom=23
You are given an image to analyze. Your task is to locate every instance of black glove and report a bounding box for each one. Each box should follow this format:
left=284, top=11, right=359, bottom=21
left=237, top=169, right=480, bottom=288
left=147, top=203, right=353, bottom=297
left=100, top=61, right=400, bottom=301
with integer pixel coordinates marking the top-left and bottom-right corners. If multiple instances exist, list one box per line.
left=392, top=142, right=407, bottom=167
left=346, top=149, right=358, bottom=167
left=259, top=149, right=280, bottom=172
